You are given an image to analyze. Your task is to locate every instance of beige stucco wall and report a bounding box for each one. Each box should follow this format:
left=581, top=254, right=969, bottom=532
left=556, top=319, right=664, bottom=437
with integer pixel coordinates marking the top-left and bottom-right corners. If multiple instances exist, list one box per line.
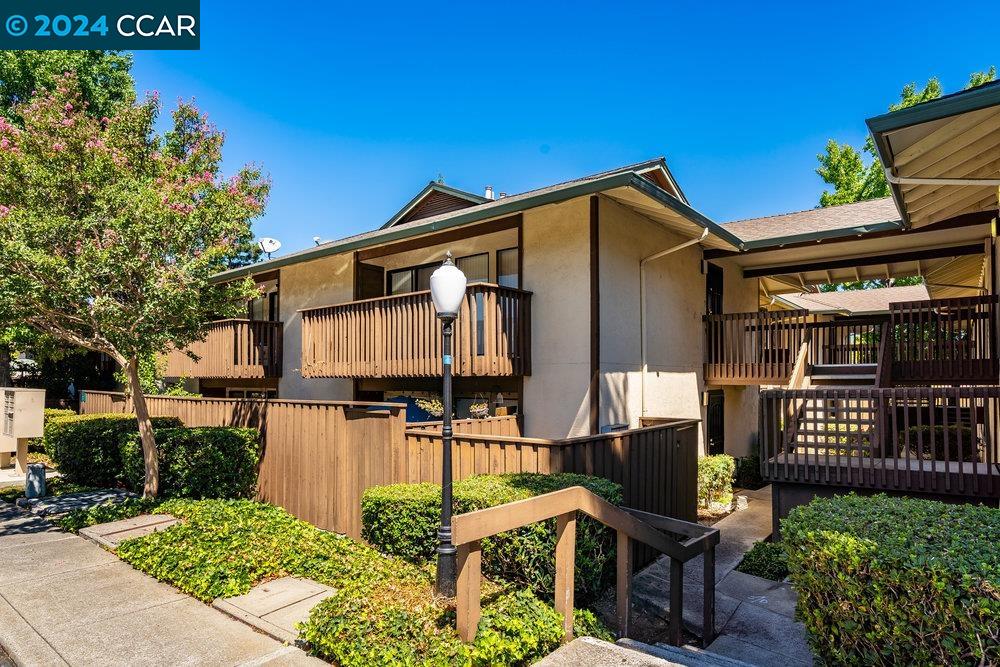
left=521, top=198, right=593, bottom=438
left=278, top=253, right=355, bottom=400
left=596, top=196, right=707, bottom=450
left=713, top=258, right=760, bottom=457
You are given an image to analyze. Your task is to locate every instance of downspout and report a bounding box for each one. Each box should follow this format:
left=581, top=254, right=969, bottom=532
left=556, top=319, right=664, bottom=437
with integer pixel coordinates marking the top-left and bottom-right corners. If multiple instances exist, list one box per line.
left=640, top=227, right=709, bottom=417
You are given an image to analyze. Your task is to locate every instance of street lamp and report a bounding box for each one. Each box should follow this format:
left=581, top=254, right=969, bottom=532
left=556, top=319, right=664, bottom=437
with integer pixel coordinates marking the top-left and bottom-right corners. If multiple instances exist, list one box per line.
left=430, top=251, right=467, bottom=597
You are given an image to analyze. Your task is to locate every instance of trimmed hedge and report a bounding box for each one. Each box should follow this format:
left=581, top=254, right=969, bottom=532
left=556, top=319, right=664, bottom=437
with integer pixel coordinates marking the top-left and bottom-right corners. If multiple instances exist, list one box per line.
left=697, top=454, right=734, bottom=507
left=783, top=493, right=999, bottom=665
left=118, top=499, right=589, bottom=666
left=120, top=427, right=260, bottom=499
left=362, top=473, right=621, bottom=605
left=43, top=413, right=182, bottom=486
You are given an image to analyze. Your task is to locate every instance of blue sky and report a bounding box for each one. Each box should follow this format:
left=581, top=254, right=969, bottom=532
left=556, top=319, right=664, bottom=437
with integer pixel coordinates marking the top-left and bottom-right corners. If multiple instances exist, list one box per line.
left=132, top=1, right=998, bottom=255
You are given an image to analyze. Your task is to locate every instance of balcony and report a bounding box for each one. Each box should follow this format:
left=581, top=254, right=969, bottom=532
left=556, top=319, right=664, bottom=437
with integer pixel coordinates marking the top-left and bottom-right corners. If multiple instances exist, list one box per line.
left=300, top=283, right=531, bottom=378
left=704, top=295, right=999, bottom=387
left=163, top=319, right=283, bottom=379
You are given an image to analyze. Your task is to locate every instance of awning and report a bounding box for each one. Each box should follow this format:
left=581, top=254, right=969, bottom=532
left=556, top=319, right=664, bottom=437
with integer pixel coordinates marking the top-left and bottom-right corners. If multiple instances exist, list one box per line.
left=867, top=80, right=1000, bottom=228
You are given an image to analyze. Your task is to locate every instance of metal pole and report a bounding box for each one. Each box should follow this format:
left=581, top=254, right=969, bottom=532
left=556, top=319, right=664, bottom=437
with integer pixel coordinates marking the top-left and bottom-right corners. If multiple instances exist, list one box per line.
left=436, top=315, right=457, bottom=596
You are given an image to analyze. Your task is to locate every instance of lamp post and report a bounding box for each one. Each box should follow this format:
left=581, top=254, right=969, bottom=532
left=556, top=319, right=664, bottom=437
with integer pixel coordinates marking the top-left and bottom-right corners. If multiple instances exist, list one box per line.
left=429, top=251, right=467, bottom=597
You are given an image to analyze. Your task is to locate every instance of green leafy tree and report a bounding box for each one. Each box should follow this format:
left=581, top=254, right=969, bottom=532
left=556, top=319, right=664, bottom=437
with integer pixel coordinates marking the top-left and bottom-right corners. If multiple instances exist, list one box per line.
left=0, top=50, right=134, bottom=121
left=817, top=67, right=995, bottom=208
left=0, top=51, right=137, bottom=385
left=0, top=74, right=268, bottom=496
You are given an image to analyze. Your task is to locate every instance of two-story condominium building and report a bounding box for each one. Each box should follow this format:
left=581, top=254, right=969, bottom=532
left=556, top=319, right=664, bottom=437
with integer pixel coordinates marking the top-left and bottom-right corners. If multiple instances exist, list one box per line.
left=167, top=80, right=1000, bottom=517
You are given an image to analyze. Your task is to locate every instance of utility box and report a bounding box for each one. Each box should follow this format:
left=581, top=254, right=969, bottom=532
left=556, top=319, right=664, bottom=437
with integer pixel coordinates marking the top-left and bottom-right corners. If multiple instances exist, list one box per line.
left=1, top=388, right=45, bottom=440
left=0, top=388, right=45, bottom=475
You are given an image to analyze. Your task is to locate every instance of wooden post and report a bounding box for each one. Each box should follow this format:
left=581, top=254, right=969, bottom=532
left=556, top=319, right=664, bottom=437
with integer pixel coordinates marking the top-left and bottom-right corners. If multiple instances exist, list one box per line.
left=554, top=512, right=577, bottom=642
left=615, top=529, right=632, bottom=638
left=668, top=556, right=683, bottom=646
left=455, top=541, right=482, bottom=642
left=702, top=544, right=716, bottom=648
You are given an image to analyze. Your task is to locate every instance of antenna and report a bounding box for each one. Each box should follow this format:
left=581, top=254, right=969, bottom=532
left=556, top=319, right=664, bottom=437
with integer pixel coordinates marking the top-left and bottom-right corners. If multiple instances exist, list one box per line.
left=257, top=237, right=282, bottom=260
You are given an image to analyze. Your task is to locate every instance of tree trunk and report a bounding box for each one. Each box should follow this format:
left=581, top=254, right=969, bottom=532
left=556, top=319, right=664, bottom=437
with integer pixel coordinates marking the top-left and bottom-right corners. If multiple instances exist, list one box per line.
left=0, top=345, right=11, bottom=387
left=125, top=358, right=159, bottom=498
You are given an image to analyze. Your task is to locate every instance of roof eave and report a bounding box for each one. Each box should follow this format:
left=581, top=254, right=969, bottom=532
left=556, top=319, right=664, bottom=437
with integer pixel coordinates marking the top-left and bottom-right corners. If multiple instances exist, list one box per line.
left=212, top=171, right=639, bottom=283
left=737, top=218, right=905, bottom=251
left=865, top=83, right=1000, bottom=230
left=625, top=174, right=743, bottom=249
left=379, top=182, right=490, bottom=230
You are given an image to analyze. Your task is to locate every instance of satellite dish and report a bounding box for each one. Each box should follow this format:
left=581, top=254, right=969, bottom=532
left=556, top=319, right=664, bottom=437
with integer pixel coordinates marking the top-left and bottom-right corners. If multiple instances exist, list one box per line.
left=258, top=237, right=282, bottom=259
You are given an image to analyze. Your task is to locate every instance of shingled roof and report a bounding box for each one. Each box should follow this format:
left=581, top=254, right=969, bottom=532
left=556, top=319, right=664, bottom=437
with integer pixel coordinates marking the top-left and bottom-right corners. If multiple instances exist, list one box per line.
left=775, top=284, right=930, bottom=314
left=721, top=197, right=903, bottom=244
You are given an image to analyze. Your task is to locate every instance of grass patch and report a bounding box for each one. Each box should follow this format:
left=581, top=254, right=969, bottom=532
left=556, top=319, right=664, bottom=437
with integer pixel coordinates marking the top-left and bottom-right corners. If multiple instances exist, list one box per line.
left=117, top=499, right=578, bottom=665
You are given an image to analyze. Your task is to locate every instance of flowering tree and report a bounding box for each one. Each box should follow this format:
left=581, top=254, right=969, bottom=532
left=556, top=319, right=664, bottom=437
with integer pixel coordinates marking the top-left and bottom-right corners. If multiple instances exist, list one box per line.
left=0, top=74, right=267, bottom=496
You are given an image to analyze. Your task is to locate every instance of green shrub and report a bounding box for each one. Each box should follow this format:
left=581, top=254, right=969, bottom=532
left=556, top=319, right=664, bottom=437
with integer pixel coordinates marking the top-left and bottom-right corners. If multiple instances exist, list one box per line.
left=735, top=541, right=787, bottom=581
left=118, top=499, right=573, bottom=666
left=362, top=473, right=621, bottom=605
left=59, top=497, right=160, bottom=533
left=43, top=413, right=182, bottom=486
left=898, top=424, right=979, bottom=462
left=697, top=454, right=734, bottom=507
left=120, top=427, right=260, bottom=499
left=782, top=493, right=1000, bottom=665
left=28, top=409, right=78, bottom=452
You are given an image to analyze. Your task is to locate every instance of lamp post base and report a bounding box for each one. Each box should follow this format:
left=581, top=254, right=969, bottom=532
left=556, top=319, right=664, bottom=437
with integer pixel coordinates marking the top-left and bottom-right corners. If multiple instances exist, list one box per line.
left=435, top=526, right=457, bottom=597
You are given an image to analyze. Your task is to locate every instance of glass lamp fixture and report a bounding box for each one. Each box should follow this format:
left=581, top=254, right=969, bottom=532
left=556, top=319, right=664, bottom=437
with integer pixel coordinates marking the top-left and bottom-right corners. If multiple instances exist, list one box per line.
left=430, top=252, right=467, bottom=318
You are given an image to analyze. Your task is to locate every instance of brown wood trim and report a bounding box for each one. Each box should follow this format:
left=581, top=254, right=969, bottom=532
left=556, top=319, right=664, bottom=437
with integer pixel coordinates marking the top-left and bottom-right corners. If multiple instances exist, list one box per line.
left=357, top=214, right=522, bottom=261
left=590, top=196, right=600, bottom=435
left=252, top=270, right=280, bottom=284
left=704, top=210, right=997, bottom=260
left=517, top=217, right=524, bottom=290
left=742, top=242, right=985, bottom=279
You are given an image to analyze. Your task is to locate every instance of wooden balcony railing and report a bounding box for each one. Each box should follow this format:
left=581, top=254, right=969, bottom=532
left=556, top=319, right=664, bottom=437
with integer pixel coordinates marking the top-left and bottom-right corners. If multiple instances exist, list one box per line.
left=890, top=295, right=999, bottom=385
left=706, top=296, right=1000, bottom=387
left=163, top=319, right=282, bottom=379
left=704, top=310, right=811, bottom=385
left=760, top=387, right=1000, bottom=498
left=807, top=316, right=887, bottom=367
left=300, top=283, right=531, bottom=378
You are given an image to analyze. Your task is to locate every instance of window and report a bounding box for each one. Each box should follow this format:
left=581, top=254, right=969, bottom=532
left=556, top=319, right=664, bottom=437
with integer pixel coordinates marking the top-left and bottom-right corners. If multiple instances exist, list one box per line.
left=457, top=253, right=489, bottom=284
left=386, top=254, right=489, bottom=296
left=249, top=280, right=279, bottom=321
left=497, top=248, right=519, bottom=288
left=388, top=268, right=413, bottom=295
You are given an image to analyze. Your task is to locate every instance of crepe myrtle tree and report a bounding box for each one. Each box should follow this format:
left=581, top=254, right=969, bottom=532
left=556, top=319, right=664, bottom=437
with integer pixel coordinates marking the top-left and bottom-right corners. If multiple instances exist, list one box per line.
left=0, top=73, right=267, bottom=496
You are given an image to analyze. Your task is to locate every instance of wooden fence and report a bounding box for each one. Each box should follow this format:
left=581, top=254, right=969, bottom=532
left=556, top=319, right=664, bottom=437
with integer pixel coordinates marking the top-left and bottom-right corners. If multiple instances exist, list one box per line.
left=81, top=391, right=699, bottom=542
left=80, top=391, right=407, bottom=538
left=407, top=414, right=522, bottom=437
left=403, top=420, right=700, bottom=523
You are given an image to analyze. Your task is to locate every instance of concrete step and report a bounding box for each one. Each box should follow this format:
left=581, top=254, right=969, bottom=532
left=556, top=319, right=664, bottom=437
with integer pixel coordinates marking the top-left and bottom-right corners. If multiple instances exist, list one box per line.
left=536, top=637, right=752, bottom=667
left=620, top=639, right=754, bottom=667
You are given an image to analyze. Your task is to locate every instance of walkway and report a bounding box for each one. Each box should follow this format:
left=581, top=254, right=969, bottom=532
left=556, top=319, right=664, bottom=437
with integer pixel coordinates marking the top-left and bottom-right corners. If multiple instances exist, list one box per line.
left=0, top=503, right=323, bottom=666
left=631, top=486, right=814, bottom=666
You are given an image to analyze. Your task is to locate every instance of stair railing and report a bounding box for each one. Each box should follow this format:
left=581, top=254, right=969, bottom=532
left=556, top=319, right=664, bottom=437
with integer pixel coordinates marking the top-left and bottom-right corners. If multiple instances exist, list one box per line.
left=451, top=486, right=720, bottom=649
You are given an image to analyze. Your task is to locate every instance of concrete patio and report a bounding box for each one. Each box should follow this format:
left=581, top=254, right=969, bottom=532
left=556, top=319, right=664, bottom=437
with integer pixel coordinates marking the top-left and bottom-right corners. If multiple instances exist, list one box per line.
left=0, top=502, right=323, bottom=666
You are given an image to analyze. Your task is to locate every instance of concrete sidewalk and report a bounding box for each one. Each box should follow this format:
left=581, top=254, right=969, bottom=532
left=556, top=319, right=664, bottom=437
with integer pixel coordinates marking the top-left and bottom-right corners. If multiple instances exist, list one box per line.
left=632, top=486, right=813, bottom=666
left=0, top=503, right=323, bottom=666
